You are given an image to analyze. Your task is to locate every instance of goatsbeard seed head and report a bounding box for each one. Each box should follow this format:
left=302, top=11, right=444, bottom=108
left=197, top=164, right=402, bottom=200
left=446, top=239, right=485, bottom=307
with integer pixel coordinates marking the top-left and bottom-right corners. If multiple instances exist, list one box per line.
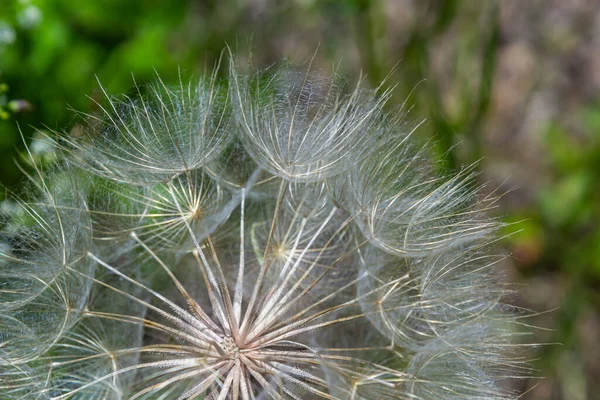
left=0, top=57, right=530, bottom=399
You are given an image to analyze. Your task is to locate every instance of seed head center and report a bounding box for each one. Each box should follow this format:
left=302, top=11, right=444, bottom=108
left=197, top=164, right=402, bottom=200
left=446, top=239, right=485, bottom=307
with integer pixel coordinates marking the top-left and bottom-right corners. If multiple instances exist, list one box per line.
left=220, top=336, right=239, bottom=359
left=190, top=205, right=203, bottom=220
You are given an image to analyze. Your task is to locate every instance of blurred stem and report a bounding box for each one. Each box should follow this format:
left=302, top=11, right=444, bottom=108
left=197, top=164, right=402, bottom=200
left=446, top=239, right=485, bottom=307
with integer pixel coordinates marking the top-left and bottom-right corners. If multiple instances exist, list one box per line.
left=404, top=6, right=458, bottom=171
left=431, top=0, right=459, bottom=34
left=465, top=3, right=500, bottom=164
left=354, top=0, right=387, bottom=91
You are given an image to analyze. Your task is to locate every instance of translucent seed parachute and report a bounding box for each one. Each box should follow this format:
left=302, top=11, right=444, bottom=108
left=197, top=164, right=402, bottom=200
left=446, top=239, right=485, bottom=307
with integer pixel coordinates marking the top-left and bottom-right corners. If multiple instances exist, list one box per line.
left=0, top=56, right=530, bottom=399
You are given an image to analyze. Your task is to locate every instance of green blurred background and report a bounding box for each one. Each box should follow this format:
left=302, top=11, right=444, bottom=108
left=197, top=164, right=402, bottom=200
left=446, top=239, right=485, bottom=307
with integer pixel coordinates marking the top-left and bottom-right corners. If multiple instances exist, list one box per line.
left=0, top=1, right=598, bottom=398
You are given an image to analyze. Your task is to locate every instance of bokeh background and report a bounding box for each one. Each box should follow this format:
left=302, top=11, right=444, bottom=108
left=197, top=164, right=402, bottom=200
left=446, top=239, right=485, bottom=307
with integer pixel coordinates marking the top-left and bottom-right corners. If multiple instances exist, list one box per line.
left=0, top=1, right=598, bottom=399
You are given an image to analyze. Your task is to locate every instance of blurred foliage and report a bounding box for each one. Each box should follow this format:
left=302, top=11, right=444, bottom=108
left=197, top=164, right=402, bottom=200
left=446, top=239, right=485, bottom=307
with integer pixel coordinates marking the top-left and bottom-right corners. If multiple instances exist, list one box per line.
left=507, top=104, right=600, bottom=278
left=502, top=103, right=600, bottom=398
left=0, top=0, right=204, bottom=191
left=0, top=0, right=598, bottom=398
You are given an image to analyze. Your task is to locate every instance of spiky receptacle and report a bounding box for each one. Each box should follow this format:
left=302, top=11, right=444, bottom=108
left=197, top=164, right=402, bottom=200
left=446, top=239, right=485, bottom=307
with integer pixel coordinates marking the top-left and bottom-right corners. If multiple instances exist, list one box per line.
left=0, top=59, right=528, bottom=399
